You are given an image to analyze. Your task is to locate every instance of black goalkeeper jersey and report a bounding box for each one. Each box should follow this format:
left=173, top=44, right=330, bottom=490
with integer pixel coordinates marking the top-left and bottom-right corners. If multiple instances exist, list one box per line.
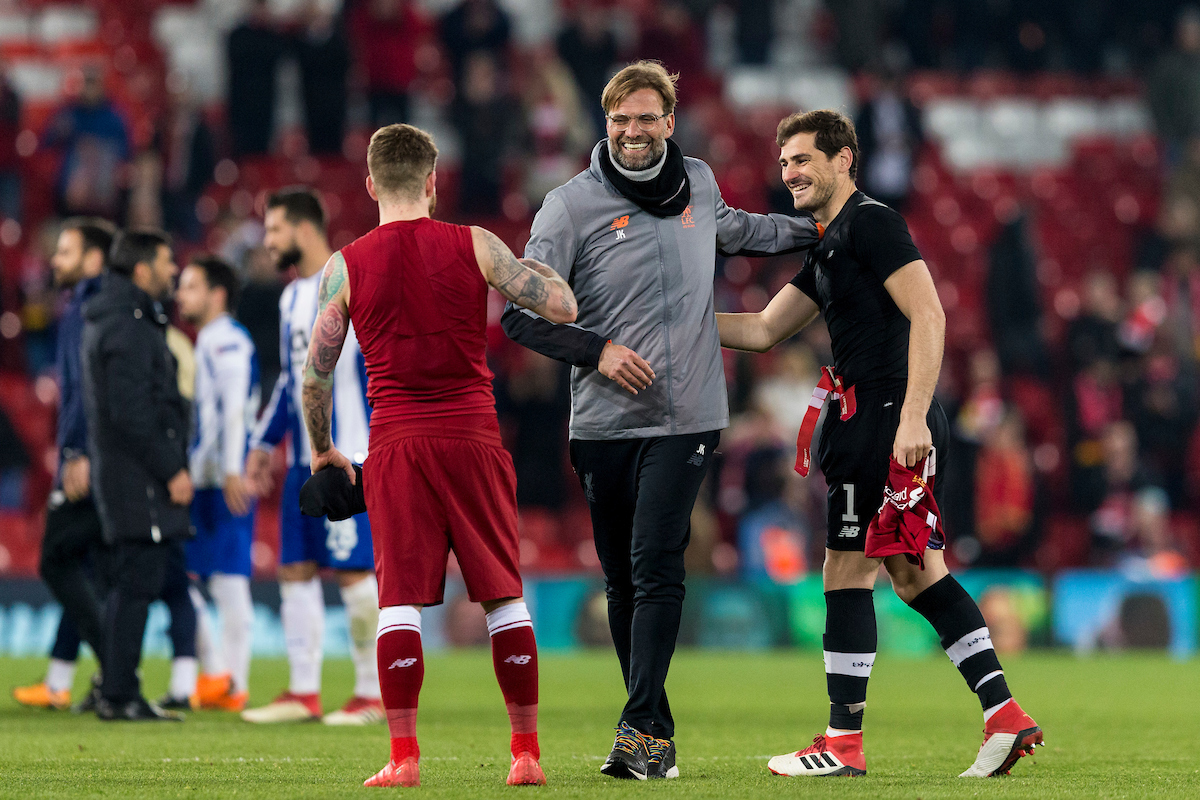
left=790, top=190, right=923, bottom=393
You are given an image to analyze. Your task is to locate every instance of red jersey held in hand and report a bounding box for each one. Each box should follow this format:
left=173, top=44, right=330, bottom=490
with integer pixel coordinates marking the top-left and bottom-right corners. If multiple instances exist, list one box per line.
left=342, top=217, right=497, bottom=427
left=864, top=450, right=945, bottom=569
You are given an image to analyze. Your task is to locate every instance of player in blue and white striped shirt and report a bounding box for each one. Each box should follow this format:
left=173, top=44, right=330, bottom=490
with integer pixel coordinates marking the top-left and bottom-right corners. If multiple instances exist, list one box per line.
left=177, top=255, right=260, bottom=710
left=242, top=189, right=382, bottom=725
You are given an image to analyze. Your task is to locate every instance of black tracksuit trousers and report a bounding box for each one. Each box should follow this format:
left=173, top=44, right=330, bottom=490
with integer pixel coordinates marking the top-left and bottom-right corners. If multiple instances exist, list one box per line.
left=570, top=430, right=719, bottom=740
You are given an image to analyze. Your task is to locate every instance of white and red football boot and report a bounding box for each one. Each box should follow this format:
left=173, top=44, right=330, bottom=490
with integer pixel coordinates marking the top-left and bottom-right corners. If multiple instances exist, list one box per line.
left=364, top=757, right=420, bottom=788
left=323, top=696, right=385, bottom=726
left=768, top=732, right=866, bottom=777
left=959, top=699, right=1043, bottom=777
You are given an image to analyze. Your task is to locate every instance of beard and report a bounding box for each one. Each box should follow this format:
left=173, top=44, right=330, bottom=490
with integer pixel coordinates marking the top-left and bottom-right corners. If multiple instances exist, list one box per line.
left=274, top=245, right=303, bottom=272
left=792, top=174, right=836, bottom=213
left=610, top=134, right=666, bottom=171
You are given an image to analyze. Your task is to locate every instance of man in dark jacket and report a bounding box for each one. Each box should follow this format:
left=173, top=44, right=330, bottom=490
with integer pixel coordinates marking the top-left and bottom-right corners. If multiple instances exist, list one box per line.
left=13, top=218, right=114, bottom=712
left=82, top=229, right=194, bottom=721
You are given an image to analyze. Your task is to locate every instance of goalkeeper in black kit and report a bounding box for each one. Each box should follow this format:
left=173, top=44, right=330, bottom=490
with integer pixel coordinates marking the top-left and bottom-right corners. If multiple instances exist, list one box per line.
left=716, top=109, right=1043, bottom=778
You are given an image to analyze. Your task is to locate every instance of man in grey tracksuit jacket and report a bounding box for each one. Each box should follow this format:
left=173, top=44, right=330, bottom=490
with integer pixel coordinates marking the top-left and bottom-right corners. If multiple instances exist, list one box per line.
left=501, top=62, right=820, bottom=780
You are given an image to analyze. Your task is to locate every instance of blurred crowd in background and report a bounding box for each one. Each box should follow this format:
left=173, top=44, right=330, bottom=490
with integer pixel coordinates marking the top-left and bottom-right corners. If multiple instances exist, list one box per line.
left=2, top=0, right=1200, bottom=585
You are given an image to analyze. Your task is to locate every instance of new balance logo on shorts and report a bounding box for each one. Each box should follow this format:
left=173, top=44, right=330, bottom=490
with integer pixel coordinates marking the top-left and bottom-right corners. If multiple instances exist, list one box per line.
left=388, top=658, right=418, bottom=669
left=504, top=655, right=532, bottom=665
left=838, top=525, right=860, bottom=538
left=687, top=444, right=706, bottom=466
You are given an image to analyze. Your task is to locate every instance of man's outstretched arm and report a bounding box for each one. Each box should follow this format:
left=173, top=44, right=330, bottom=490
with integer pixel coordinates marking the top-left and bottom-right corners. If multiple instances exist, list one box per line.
left=716, top=284, right=820, bottom=353
left=301, top=251, right=355, bottom=481
left=472, top=226, right=577, bottom=324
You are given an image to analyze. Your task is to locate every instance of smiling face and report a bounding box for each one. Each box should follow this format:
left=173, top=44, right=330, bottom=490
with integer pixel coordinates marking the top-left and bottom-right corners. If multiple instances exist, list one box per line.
left=778, top=132, right=849, bottom=215
left=606, top=88, right=674, bottom=171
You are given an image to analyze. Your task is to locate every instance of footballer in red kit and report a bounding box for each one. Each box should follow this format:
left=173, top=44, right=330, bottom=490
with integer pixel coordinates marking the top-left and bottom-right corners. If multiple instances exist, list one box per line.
left=299, top=123, right=577, bottom=789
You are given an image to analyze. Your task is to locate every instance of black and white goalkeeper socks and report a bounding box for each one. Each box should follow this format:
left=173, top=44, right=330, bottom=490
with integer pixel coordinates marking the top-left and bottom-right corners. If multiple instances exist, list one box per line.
left=823, top=589, right=876, bottom=732
left=908, top=575, right=1012, bottom=712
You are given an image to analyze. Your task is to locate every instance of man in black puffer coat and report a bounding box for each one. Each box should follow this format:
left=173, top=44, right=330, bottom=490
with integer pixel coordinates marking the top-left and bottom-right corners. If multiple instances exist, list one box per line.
left=82, top=229, right=194, bottom=721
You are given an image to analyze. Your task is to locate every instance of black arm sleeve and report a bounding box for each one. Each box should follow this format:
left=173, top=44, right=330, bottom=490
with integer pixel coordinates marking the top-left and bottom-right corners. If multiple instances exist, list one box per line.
left=500, top=302, right=609, bottom=369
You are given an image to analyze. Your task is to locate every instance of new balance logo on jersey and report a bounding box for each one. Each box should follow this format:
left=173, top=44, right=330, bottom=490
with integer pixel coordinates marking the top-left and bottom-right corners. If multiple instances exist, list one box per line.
left=838, top=525, right=860, bottom=538
left=388, top=658, right=418, bottom=669
left=504, top=655, right=532, bottom=665
left=687, top=444, right=706, bottom=466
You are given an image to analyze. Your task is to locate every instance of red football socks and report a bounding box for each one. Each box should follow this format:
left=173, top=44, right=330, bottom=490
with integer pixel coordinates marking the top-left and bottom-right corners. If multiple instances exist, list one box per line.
left=487, top=608, right=540, bottom=759
left=377, top=611, right=424, bottom=763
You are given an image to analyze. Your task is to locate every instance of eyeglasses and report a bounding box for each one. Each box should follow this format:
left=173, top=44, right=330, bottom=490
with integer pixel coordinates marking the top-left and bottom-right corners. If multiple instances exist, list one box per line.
left=606, top=113, right=667, bottom=130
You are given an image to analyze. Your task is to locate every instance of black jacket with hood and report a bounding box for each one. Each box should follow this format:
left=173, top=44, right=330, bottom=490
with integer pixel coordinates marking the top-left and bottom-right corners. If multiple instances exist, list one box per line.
left=82, top=271, right=191, bottom=544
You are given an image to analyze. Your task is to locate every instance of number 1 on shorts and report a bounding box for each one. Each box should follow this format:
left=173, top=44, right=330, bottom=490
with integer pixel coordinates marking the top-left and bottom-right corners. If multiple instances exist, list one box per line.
left=842, top=483, right=857, bottom=523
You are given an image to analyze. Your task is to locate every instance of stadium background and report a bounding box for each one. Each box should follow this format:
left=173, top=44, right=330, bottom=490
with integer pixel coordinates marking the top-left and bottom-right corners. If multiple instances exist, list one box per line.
left=0, top=0, right=1196, bottom=666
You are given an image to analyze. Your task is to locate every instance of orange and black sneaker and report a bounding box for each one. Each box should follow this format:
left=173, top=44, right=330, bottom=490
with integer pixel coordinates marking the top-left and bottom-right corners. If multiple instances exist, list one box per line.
left=13, top=682, right=70, bottom=711
left=600, top=722, right=650, bottom=780
left=768, top=732, right=866, bottom=777
left=960, top=699, right=1043, bottom=777
left=364, top=757, right=420, bottom=787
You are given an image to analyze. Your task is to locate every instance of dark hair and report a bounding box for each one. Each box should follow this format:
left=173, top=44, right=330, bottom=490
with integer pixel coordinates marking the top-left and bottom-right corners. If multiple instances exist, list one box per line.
left=776, top=109, right=860, bottom=180
left=266, top=187, right=326, bottom=231
left=367, top=124, right=439, bottom=201
left=62, top=217, right=117, bottom=263
left=108, top=229, right=172, bottom=276
left=188, top=254, right=241, bottom=313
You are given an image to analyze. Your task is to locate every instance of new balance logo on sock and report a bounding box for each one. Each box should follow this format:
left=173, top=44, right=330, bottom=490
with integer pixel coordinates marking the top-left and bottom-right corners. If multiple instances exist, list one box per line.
left=388, top=658, right=418, bottom=669
left=504, top=655, right=532, bottom=665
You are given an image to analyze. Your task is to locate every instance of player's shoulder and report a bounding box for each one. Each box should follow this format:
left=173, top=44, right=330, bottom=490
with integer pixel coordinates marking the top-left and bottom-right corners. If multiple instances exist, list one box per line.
left=847, top=194, right=908, bottom=228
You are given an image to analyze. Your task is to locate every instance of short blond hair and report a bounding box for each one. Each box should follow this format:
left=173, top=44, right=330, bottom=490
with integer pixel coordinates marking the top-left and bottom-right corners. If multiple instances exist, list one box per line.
left=367, top=124, right=439, bottom=201
left=601, top=60, right=679, bottom=116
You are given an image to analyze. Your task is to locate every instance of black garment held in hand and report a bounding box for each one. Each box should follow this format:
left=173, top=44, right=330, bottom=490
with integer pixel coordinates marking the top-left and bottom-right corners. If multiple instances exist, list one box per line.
left=598, top=139, right=691, bottom=218
left=300, top=463, right=366, bottom=521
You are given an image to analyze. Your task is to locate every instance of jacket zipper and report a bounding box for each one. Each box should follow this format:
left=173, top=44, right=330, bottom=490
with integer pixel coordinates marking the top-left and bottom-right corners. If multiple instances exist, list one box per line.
left=654, top=221, right=676, bottom=433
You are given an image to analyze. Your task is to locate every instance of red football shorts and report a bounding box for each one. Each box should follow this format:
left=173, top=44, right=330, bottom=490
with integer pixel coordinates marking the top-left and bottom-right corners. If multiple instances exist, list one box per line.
left=362, top=415, right=523, bottom=606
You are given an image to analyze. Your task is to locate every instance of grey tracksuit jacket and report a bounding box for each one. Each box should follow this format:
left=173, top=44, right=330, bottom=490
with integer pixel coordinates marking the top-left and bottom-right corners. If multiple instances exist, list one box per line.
left=501, top=141, right=821, bottom=441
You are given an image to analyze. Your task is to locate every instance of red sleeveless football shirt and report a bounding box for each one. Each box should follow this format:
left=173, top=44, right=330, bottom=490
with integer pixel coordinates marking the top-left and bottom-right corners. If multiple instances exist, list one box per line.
left=342, top=217, right=497, bottom=428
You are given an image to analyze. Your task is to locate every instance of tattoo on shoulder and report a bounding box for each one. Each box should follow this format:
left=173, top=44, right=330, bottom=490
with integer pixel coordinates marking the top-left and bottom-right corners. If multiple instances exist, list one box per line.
left=317, top=252, right=348, bottom=306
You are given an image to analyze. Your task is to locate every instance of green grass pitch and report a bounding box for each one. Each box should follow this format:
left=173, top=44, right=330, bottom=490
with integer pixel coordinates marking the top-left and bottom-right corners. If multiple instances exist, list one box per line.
left=1, top=650, right=1197, bottom=798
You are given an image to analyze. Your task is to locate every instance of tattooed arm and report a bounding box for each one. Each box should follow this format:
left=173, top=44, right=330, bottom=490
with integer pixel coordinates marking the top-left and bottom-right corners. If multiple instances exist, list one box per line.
left=301, top=251, right=356, bottom=482
left=471, top=226, right=578, bottom=324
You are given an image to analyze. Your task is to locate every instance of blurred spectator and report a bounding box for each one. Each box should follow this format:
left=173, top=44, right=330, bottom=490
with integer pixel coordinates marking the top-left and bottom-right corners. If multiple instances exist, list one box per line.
left=1128, top=348, right=1197, bottom=507
left=555, top=4, right=617, bottom=136
left=1160, top=245, right=1200, bottom=358
left=734, top=0, right=772, bottom=66
left=986, top=210, right=1049, bottom=377
left=1117, top=271, right=1167, bottom=354
left=943, top=349, right=1003, bottom=543
left=854, top=68, right=923, bottom=212
left=1121, top=486, right=1188, bottom=579
left=42, top=69, right=130, bottom=219
left=495, top=350, right=570, bottom=510
left=751, top=343, right=819, bottom=436
left=439, top=0, right=512, bottom=86
left=125, top=148, right=163, bottom=230
left=1148, top=6, right=1200, bottom=165
left=521, top=46, right=594, bottom=208
left=451, top=53, right=516, bottom=216
left=0, top=402, right=30, bottom=509
left=154, top=80, right=216, bottom=244
left=1084, top=420, right=1161, bottom=562
left=0, top=64, right=22, bottom=221
left=297, top=7, right=351, bottom=155
left=1066, top=271, right=1122, bottom=373
left=637, top=1, right=706, bottom=99
left=972, top=407, right=1035, bottom=566
left=737, top=464, right=811, bottom=585
left=227, top=0, right=288, bottom=156
left=349, top=0, right=434, bottom=127
left=828, top=0, right=887, bottom=71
